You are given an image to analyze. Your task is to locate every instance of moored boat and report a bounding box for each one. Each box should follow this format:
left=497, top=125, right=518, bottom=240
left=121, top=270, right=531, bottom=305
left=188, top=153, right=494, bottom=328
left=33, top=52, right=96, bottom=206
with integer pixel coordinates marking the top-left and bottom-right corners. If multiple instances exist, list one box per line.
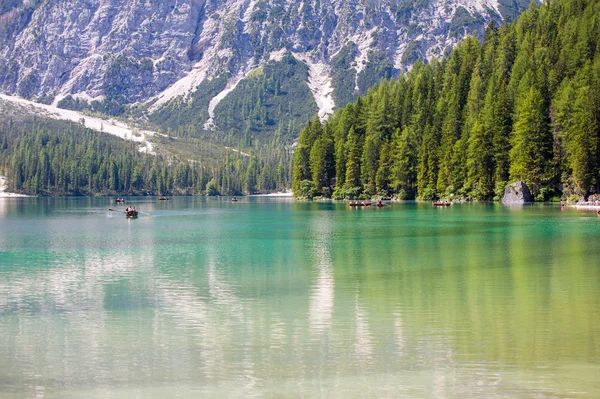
left=348, top=201, right=372, bottom=207
left=573, top=204, right=600, bottom=209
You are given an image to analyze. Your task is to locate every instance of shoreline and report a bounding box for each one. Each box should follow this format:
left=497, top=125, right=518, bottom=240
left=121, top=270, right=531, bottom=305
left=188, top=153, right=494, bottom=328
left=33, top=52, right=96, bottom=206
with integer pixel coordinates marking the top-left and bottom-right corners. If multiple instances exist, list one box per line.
left=250, top=192, right=293, bottom=197
left=0, top=176, right=30, bottom=197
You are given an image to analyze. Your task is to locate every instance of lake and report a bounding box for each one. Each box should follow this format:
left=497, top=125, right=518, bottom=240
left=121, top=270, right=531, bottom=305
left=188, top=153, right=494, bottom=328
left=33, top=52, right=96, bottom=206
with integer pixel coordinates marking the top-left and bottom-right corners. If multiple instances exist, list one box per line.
left=0, top=197, right=599, bottom=398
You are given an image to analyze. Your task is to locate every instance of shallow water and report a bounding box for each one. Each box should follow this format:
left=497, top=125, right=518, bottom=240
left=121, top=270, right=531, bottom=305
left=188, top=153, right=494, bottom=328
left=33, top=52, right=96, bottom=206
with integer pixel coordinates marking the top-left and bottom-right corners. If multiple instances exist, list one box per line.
left=1, top=197, right=599, bottom=398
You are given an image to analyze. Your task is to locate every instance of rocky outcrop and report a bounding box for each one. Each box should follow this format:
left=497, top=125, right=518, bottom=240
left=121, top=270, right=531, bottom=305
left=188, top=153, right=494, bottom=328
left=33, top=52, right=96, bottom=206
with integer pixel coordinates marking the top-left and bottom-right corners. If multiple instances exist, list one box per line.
left=0, top=0, right=529, bottom=113
left=502, top=181, right=533, bottom=204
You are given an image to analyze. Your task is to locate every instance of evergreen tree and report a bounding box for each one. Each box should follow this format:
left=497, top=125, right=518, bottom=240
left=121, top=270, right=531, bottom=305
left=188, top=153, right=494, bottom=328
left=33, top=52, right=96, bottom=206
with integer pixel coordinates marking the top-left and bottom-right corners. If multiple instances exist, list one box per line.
left=509, top=84, right=551, bottom=194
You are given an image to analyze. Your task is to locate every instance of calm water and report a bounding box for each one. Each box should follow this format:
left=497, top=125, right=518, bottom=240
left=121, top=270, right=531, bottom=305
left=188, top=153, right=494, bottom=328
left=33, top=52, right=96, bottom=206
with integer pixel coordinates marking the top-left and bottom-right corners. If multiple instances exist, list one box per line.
left=0, top=197, right=599, bottom=398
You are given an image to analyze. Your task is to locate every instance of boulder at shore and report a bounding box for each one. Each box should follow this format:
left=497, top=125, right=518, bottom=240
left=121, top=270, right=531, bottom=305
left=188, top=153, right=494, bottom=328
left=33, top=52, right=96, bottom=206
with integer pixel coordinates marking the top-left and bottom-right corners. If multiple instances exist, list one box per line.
left=502, top=181, right=533, bottom=204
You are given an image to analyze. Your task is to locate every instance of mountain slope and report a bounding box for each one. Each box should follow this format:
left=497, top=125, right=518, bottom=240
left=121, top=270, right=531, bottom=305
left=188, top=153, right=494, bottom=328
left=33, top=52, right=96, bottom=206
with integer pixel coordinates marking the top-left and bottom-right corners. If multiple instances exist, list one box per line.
left=1, top=0, right=529, bottom=138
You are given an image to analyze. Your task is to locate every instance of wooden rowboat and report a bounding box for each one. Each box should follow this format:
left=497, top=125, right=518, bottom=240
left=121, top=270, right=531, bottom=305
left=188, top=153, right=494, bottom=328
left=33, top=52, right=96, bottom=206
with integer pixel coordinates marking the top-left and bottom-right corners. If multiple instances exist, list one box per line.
left=432, top=201, right=451, bottom=207
left=348, top=202, right=372, bottom=207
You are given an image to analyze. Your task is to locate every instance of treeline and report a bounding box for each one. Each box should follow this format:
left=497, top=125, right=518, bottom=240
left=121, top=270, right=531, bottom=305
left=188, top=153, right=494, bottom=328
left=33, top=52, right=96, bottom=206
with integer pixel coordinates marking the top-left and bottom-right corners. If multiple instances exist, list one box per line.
left=0, top=118, right=288, bottom=196
left=293, top=0, right=600, bottom=201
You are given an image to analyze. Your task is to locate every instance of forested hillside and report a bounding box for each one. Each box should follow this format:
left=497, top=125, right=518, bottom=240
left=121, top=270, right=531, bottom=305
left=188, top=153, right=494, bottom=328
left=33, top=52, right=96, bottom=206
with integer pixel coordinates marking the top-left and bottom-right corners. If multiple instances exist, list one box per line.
left=293, top=0, right=600, bottom=201
left=0, top=118, right=288, bottom=196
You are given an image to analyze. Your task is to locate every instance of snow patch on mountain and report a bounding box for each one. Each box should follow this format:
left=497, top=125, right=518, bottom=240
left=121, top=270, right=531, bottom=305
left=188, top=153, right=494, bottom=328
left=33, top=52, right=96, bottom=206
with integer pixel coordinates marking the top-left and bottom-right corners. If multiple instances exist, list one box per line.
left=0, top=94, right=155, bottom=154
left=293, top=53, right=335, bottom=122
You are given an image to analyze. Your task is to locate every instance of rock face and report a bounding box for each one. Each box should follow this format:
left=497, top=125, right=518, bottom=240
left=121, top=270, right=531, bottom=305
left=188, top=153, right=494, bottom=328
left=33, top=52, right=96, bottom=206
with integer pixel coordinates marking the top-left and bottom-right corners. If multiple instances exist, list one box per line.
left=0, top=1, right=528, bottom=103
left=502, top=181, right=533, bottom=204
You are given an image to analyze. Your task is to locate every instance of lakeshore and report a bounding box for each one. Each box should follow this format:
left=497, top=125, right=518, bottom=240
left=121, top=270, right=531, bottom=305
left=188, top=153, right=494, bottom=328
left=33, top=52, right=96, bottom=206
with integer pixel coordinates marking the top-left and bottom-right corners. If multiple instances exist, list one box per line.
left=0, top=176, right=29, bottom=197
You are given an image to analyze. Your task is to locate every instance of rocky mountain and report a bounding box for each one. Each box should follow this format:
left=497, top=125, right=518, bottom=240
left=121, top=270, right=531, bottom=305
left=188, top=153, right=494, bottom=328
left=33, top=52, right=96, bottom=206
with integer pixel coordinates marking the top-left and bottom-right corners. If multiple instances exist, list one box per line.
left=0, top=0, right=529, bottom=138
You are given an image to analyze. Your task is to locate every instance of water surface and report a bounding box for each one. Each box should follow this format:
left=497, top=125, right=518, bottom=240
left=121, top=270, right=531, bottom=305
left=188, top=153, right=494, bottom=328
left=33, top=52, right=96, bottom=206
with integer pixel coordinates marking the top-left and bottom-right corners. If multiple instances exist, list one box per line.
left=1, top=197, right=599, bottom=398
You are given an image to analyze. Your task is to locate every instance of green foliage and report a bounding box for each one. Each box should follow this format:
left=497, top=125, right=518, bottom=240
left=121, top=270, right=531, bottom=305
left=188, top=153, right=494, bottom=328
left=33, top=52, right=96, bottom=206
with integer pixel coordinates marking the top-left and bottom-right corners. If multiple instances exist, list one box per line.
left=449, top=7, right=486, bottom=38
left=292, top=117, right=322, bottom=194
left=357, top=51, right=395, bottom=94
left=150, top=74, right=229, bottom=131
left=150, top=74, right=229, bottom=130
left=292, top=0, right=600, bottom=201
left=0, top=115, right=289, bottom=197
left=509, top=85, right=551, bottom=194
left=0, top=118, right=208, bottom=196
left=205, top=179, right=219, bottom=196
left=497, top=0, right=532, bottom=22
left=103, top=55, right=155, bottom=104
left=401, top=41, right=424, bottom=65
left=343, top=186, right=363, bottom=200
left=214, top=55, right=317, bottom=140
left=494, top=180, right=508, bottom=201
left=419, top=187, right=438, bottom=201
left=395, top=188, right=414, bottom=200
left=57, top=95, right=126, bottom=117
left=298, top=179, right=316, bottom=199
left=331, top=43, right=359, bottom=106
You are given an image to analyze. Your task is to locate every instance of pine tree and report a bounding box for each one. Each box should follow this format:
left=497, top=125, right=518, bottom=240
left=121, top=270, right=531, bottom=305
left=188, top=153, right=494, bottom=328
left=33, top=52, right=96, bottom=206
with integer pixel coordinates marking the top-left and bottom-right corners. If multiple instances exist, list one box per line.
left=344, top=127, right=361, bottom=190
left=509, top=84, right=551, bottom=194
left=309, top=125, right=334, bottom=195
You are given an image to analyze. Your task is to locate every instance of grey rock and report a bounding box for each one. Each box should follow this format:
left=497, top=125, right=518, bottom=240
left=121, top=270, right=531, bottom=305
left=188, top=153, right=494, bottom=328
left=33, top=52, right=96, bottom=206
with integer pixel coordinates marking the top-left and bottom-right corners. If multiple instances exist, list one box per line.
left=0, top=0, right=524, bottom=105
left=0, top=0, right=529, bottom=106
left=502, top=181, right=533, bottom=204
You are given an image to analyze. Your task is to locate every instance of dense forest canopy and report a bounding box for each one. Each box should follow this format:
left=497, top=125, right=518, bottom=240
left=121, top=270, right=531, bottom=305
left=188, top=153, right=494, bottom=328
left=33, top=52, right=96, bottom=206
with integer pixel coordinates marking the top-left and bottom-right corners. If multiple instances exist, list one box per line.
left=0, top=118, right=289, bottom=196
left=293, top=0, right=600, bottom=201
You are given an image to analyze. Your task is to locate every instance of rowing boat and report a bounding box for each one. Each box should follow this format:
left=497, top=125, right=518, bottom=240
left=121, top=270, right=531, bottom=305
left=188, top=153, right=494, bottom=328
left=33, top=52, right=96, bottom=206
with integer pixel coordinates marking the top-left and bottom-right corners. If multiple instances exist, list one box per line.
left=432, top=201, right=451, bottom=207
left=348, top=202, right=372, bottom=207
left=125, top=210, right=138, bottom=218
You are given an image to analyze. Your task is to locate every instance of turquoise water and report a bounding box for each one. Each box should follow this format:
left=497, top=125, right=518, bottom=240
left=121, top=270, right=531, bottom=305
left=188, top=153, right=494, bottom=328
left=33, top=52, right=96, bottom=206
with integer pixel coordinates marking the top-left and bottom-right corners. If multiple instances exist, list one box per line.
left=0, top=197, right=599, bottom=398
